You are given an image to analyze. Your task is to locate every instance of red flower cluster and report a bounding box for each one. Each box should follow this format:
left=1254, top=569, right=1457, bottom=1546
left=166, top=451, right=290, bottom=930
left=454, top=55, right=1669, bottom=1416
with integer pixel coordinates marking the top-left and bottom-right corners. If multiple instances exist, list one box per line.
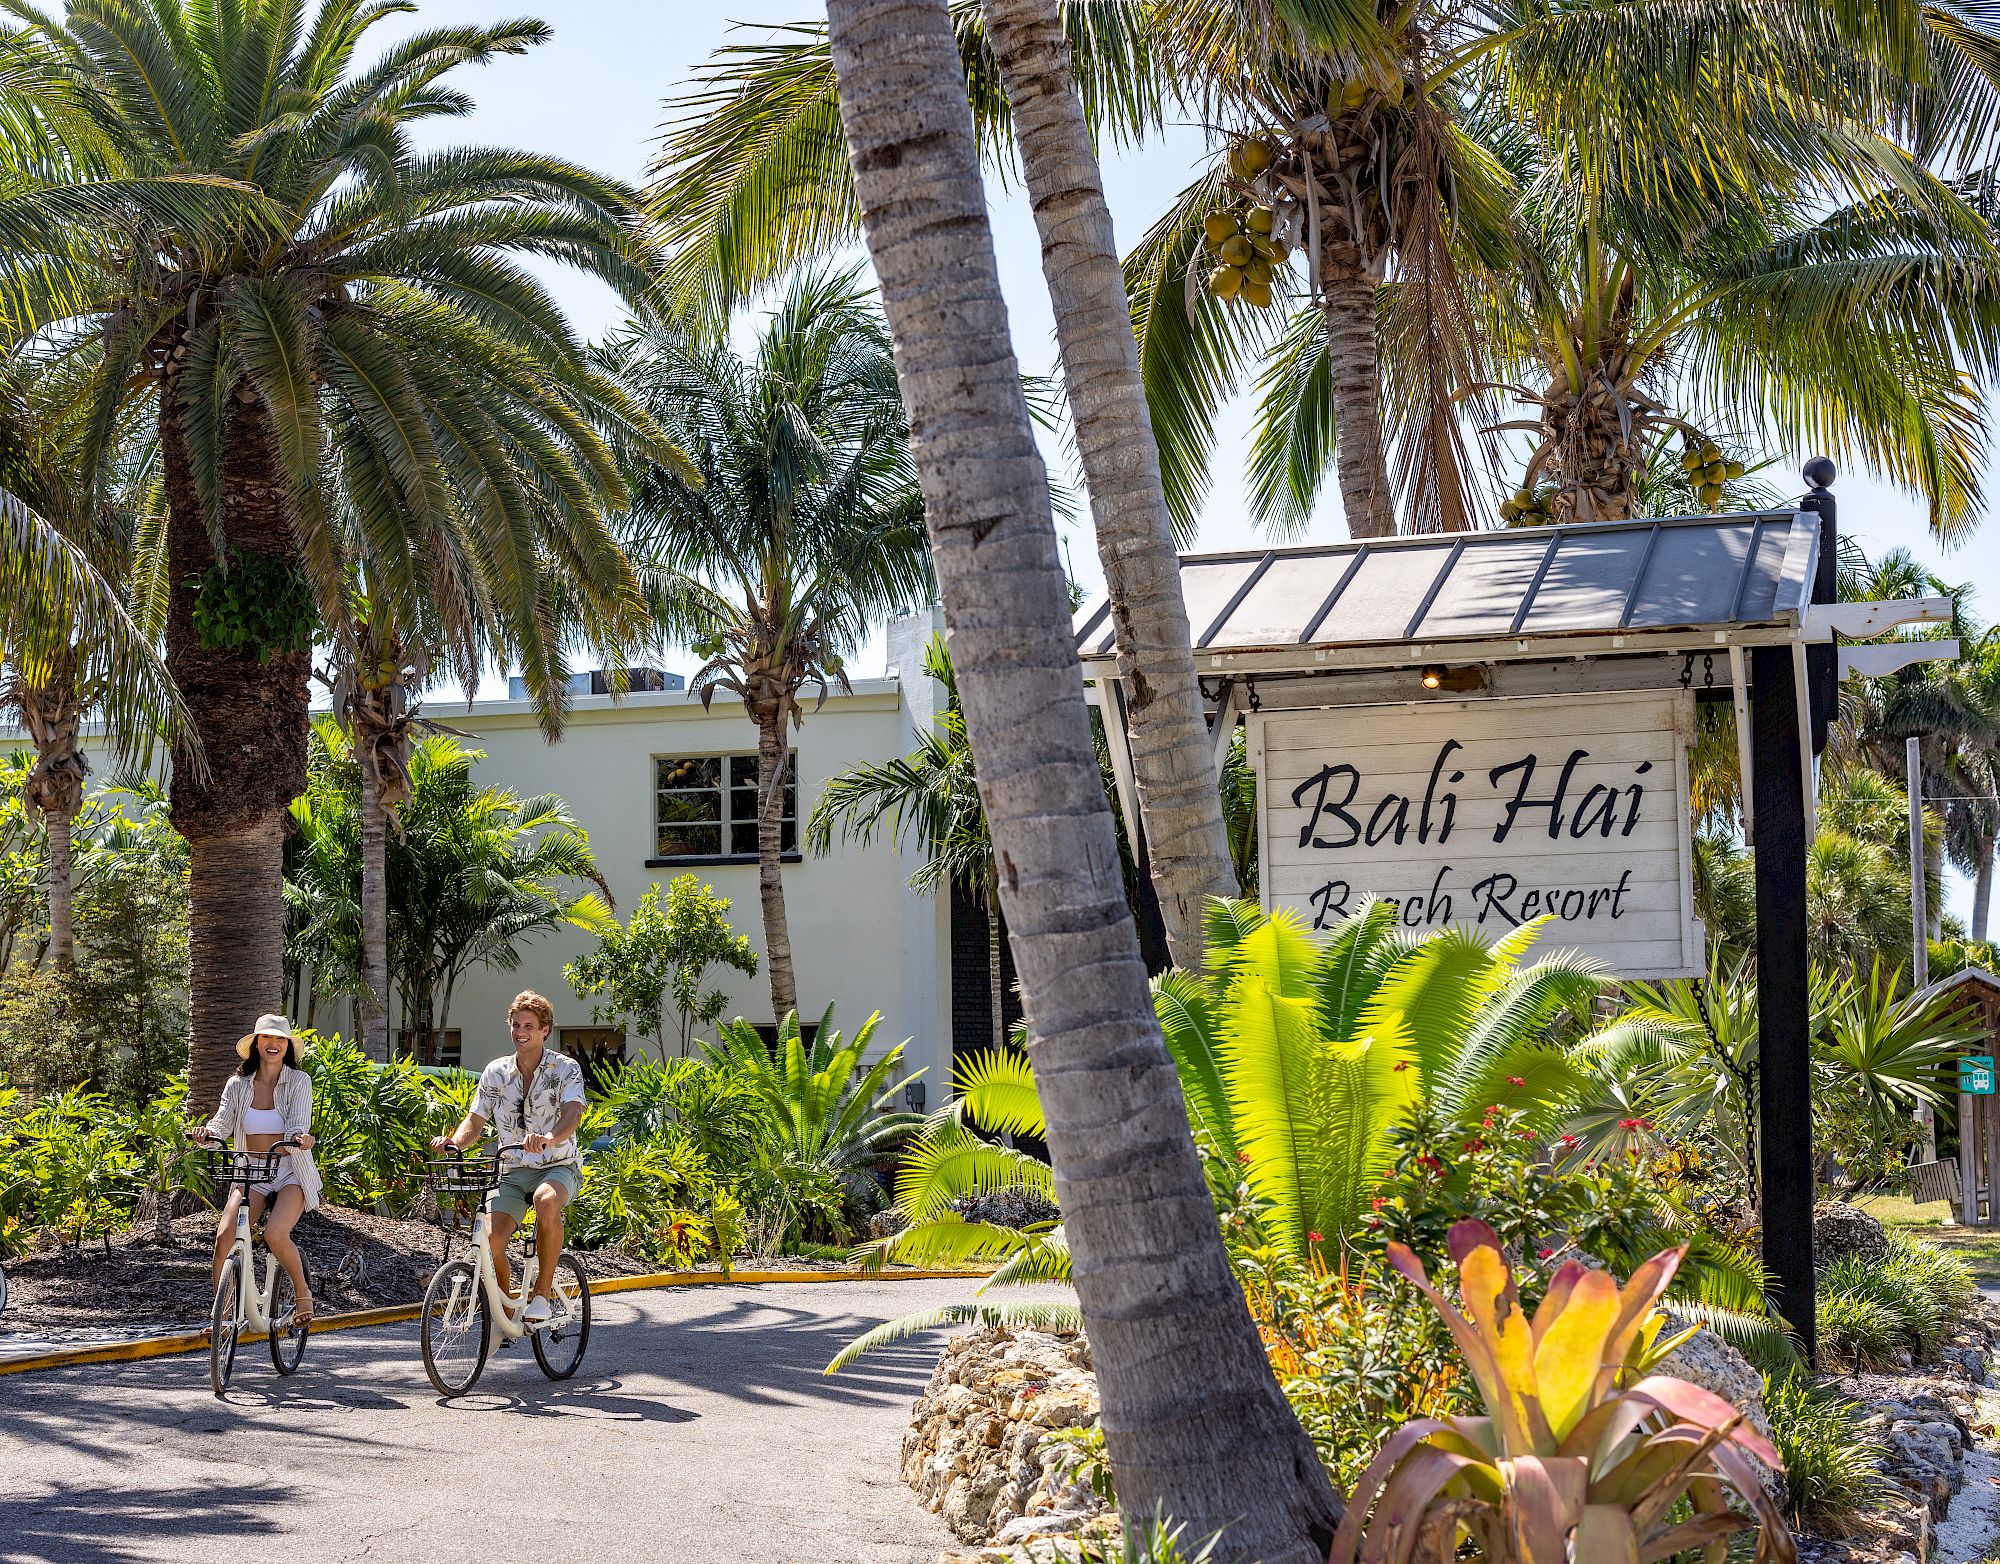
left=1370, top=1196, right=1387, bottom=1211
left=1506, top=1076, right=1527, bottom=1088
left=1617, top=1117, right=1653, bottom=1131
left=1462, top=1138, right=1485, bottom=1153
left=1416, top=1154, right=1445, bottom=1174
left=1307, top=1230, right=1323, bottom=1244
left=1392, top=1060, right=1409, bottom=1072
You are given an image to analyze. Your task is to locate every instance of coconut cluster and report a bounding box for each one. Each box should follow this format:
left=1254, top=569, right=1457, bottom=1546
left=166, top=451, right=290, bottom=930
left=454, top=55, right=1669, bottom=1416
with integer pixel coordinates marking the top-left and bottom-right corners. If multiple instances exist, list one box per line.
left=1681, top=442, right=1745, bottom=510
left=1203, top=138, right=1296, bottom=309
left=1498, top=487, right=1556, bottom=525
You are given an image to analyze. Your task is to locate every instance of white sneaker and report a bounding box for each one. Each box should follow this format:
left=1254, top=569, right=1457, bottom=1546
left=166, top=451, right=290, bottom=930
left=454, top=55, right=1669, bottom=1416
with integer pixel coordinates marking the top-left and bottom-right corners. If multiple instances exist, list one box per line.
left=523, top=1295, right=552, bottom=1325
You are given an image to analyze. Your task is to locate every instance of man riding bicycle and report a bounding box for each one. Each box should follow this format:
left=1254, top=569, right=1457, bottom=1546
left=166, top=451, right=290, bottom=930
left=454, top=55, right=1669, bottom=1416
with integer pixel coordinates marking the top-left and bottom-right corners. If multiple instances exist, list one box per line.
left=430, top=991, right=585, bottom=1325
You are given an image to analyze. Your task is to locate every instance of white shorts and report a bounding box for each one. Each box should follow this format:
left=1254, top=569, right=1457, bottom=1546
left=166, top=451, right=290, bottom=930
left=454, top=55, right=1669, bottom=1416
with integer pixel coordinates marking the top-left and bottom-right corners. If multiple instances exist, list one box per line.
left=249, top=1161, right=301, bottom=1199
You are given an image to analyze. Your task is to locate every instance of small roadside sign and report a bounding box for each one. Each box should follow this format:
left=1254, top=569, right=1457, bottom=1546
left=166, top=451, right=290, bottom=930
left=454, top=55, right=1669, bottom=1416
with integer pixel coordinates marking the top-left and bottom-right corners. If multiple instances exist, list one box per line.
left=1961, top=1055, right=1996, bottom=1095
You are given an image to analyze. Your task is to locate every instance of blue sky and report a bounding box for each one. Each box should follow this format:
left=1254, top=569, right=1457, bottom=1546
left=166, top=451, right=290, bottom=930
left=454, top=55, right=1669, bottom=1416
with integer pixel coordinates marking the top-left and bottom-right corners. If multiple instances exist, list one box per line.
left=381, top=1, right=1997, bottom=924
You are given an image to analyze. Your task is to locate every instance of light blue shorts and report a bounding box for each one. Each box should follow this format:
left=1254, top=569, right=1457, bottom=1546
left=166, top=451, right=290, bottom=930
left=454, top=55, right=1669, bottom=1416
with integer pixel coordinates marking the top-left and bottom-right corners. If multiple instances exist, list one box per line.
left=486, top=1163, right=580, bottom=1221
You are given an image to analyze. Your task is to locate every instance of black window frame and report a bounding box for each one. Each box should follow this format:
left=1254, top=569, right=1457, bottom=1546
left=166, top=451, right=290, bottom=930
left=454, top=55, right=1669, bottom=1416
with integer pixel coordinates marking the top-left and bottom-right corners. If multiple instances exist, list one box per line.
left=651, top=751, right=798, bottom=865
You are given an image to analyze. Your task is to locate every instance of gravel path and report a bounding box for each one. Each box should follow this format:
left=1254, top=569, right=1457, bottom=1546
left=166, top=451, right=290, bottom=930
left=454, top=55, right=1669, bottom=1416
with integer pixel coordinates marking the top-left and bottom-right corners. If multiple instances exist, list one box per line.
left=0, top=1278, right=966, bottom=1564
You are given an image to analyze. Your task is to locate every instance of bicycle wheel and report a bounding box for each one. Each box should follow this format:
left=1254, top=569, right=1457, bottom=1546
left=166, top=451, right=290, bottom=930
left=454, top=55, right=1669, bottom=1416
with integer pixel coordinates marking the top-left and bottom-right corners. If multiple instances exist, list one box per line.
left=209, top=1268, right=243, bottom=1396
left=530, top=1253, right=591, bottom=1381
left=0, top=1262, right=9, bottom=1315
left=420, top=1259, right=490, bottom=1397
left=268, top=1265, right=309, bottom=1376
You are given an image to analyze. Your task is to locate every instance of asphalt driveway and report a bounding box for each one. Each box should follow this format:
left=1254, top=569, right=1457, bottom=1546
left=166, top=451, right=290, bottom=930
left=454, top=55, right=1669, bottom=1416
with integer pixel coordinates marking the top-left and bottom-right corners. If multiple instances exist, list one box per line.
left=0, top=1278, right=972, bottom=1564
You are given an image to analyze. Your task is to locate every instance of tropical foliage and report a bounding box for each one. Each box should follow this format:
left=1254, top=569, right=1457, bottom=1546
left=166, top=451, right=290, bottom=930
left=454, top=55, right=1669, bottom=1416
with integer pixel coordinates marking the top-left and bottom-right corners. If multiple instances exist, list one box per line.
left=286, top=725, right=614, bottom=1057
left=1330, top=1220, right=1792, bottom=1564
left=0, top=0, right=661, bottom=1103
left=566, top=875, right=759, bottom=1062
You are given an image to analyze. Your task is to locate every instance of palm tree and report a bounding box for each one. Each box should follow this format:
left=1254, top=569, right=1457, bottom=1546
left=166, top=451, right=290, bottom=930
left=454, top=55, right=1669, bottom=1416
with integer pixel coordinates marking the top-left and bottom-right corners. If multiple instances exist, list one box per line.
left=931, top=0, right=1237, bottom=963
left=806, top=634, right=1010, bottom=1053
left=601, top=270, right=930, bottom=1023
left=0, top=1, right=652, bottom=1108
left=381, top=733, right=613, bottom=1061
left=826, top=0, right=1340, bottom=1553
left=0, top=355, right=177, bottom=967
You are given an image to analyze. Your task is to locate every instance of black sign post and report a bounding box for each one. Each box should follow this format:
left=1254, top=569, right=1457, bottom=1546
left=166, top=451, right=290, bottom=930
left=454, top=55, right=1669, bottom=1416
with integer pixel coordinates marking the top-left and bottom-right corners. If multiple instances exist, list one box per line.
left=1752, top=459, right=1837, bottom=1365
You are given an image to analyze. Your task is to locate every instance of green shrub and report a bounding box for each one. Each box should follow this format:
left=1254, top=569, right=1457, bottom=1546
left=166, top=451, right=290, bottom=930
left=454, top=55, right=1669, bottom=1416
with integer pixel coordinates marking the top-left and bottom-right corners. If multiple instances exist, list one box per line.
left=567, top=1134, right=719, bottom=1265
left=1822, top=1254, right=1944, bottom=1358
left=1884, top=1231, right=1977, bottom=1314
left=1816, top=1291, right=1905, bottom=1372
left=1764, top=1368, right=1888, bottom=1535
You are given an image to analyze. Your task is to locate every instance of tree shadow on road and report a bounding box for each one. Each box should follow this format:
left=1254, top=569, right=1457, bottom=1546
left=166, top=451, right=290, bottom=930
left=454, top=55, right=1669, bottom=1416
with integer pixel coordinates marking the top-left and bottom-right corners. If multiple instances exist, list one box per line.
left=0, top=1474, right=293, bottom=1564
left=435, top=1369, right=701, bottom=1421
left=609, top=1293, right=949, bottom=1410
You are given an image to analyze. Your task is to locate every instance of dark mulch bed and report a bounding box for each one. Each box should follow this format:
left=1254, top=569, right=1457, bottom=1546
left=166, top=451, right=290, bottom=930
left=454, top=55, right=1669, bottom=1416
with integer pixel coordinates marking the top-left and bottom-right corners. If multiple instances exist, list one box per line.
left=0, top=1204, right=837, bottom=1338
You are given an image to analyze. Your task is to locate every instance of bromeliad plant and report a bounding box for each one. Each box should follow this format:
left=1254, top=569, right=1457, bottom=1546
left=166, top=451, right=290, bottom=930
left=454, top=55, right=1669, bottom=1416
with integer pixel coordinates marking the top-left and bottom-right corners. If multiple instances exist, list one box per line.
left=1331, top=1219, right=1794, bottom=1564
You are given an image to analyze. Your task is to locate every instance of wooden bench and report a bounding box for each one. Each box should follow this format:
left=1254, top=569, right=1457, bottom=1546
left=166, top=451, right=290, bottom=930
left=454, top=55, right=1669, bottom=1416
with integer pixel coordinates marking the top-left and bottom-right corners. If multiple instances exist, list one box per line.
left=1905, top=1158, right=1963, bottom=1209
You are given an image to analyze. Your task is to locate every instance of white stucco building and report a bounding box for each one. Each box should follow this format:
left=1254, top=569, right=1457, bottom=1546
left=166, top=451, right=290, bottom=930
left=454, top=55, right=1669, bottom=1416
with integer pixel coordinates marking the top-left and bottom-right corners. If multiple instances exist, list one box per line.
left=11, top=612, right=1009, bottom=1097
left=419, top=611, right=958, bottom=1086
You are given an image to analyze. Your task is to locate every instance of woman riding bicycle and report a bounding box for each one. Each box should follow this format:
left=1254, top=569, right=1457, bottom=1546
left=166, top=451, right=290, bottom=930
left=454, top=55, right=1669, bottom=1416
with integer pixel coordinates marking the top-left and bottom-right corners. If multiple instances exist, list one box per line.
left=193, top=1013, right=321, bottom=1329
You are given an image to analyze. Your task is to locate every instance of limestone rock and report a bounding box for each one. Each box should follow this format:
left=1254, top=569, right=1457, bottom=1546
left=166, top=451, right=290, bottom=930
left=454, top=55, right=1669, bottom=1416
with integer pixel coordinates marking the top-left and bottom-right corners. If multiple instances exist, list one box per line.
left=902, top=1326, right=1107, bottom=1547
left=1813, top=1201, right=1891, bottom=1270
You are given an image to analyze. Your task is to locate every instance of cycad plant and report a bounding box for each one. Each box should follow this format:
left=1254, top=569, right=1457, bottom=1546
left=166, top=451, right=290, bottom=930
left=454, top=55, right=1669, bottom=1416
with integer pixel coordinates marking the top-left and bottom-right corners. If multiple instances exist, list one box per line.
left=830, top=1046, right=1078, bottom=1369
left=1159, top=899, right=1626, bottom=1264
left=706, top=1008, right=925, bottom=1247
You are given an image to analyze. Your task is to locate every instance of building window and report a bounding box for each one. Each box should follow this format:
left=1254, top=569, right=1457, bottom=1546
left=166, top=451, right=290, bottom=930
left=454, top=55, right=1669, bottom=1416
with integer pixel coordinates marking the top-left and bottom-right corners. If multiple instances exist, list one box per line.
left=655, top=753, right=796, bottom=860
left=397, top=1028, right=462, bottom=1068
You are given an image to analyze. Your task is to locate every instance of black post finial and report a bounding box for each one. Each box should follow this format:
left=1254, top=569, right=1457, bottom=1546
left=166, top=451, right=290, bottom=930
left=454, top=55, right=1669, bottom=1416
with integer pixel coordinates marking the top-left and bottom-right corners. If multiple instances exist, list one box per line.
left=1802, top=456, right=1836, bottom=490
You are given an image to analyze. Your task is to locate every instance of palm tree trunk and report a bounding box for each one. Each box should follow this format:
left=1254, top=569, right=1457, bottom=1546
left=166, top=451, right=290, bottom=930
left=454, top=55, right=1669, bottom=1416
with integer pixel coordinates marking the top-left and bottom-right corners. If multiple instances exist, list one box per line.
left=359, top=753, right=391, bottom=1062
left=826, top=5, right=1343, bottom=1555
left=756, top=714, right=799, bottom=1021
left=159, top=380, right=311, bottom=1107
left=45, top=805, right=75, bottom=968
left=1927, top=839, right=1944, bottom=942
left=1975, top=835, right=1995, bottom=945
left=1319, top=245, right=1394, bottom=539
left=977, top=0, right=1235, bottom=968
left=186, top=816, right=288, bottom=1112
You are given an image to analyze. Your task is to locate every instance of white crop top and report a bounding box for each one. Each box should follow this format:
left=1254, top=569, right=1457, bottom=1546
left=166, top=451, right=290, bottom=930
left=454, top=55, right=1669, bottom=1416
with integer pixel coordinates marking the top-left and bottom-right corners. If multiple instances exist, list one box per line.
left=242, top=1105, right=285, bottom=1136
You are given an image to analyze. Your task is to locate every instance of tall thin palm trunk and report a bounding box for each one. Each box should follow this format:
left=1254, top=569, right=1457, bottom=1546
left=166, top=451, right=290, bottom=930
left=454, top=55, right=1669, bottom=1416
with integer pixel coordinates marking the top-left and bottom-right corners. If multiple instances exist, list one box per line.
left=756, top=714, right=799, bottom=1020
left=1976, top=836, right=1994, bottom=945
left=1320, top=247, right=1394, bottom=538
left=45, top=805, right=75, bottom=968
left=826, top=3, right=1343, bottom=1555
left=17, top=675, right=88, bottom=969
left=359, top=755, right=391, bottom=1061
left=186, top=816, right=287, bottom=1109
left=977, top=0, right=1235, bottom=967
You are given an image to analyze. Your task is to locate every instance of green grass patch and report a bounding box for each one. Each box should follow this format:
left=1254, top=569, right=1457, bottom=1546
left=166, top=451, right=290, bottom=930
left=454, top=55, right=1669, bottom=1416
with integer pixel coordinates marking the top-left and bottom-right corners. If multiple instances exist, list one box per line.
left=1852, top=1193, right=2000, bottom=1288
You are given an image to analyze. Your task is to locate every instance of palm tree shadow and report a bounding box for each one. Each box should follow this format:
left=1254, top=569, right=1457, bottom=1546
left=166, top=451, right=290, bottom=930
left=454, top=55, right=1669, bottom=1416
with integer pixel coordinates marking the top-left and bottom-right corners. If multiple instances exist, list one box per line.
left=434, top=1372, right=700, bottom=1421
left=625, top=1294, right=952, bottom=1409
left=0, top=1476, right=294, bottom=1564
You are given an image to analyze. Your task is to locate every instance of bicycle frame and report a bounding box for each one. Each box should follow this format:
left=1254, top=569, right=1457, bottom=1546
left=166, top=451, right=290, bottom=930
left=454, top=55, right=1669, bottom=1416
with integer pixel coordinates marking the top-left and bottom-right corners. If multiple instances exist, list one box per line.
left=220, top=1195, right=288, bottom=1336
left=440, top=1202, right=544, bottom=1343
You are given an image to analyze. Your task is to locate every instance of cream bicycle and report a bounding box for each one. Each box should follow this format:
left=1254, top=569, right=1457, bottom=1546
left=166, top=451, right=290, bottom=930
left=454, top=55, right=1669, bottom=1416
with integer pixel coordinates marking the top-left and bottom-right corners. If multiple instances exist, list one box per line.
left=418, top=1145, right=591, bottom=1397
left=199, top=1140, right=313, bottom=1395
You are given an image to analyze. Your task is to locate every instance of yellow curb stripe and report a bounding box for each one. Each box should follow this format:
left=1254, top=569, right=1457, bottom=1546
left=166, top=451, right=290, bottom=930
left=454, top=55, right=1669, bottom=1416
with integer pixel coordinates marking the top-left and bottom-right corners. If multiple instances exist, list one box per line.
left=0, top=1267, right=989, bottom=1377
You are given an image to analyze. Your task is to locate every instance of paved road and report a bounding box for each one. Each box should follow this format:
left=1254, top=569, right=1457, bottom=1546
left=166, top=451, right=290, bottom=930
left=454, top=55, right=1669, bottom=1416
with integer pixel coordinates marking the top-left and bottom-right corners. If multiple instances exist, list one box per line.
left=0, top=1279, right=974, bottom=1564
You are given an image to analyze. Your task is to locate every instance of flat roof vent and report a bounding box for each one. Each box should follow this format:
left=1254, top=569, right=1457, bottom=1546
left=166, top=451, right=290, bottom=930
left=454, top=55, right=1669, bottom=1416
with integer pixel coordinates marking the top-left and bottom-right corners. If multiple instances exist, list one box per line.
left=506, top=667, right=684, bottom=701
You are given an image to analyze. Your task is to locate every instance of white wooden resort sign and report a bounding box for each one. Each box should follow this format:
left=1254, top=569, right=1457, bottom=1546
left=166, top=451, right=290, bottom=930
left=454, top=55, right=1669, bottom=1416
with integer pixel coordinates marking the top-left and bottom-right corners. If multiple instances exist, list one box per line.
left=1250, top=689, right=1703, bottom=979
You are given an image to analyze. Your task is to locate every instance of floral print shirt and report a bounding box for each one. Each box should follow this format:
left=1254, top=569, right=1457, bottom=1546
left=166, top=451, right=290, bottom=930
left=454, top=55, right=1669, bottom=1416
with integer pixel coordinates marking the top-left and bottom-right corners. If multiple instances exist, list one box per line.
left=474, top=1047, right=587, bottom=1170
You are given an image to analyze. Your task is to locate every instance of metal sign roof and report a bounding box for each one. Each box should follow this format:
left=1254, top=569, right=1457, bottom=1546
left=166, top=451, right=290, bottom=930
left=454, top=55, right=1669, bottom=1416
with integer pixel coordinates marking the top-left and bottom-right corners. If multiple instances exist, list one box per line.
left=1075, top=511, right=1821, bottom=664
